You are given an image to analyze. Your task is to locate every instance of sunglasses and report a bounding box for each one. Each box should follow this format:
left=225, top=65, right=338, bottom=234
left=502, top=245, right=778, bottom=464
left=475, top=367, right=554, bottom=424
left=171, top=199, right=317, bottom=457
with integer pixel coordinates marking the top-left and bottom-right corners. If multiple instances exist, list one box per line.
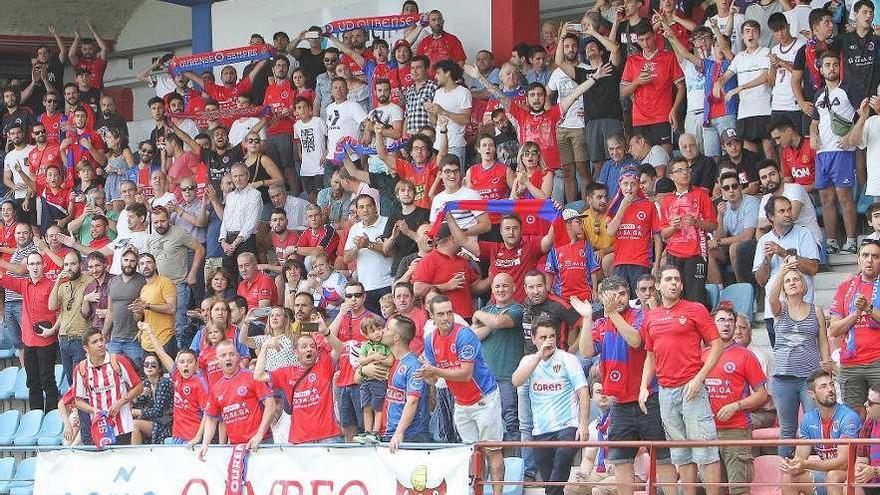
left=33, top=130, right=46, bottom=135
left=522, top=149, right=540, bottom=156
left=246, top=138, right=261, bottom=143
left=143, top=362, right=159, bottom=368
left=721, top=183, right=740, bottom=191
left=180, top=186, right=196, bottom=192
left=345, top=292, right=364, bottom=298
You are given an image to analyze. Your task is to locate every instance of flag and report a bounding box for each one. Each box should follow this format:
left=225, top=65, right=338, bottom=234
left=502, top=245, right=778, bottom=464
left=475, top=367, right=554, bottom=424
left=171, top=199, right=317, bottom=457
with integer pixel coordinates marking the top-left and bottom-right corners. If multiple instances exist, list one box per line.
left=169, top=44, right=275, bottom=76
left=429, top=199, right=568, bottom=246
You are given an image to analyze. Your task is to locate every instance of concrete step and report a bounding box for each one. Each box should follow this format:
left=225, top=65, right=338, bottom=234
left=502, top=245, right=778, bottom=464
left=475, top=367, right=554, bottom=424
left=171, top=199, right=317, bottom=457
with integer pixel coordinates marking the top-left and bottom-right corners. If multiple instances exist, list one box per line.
left=827, top=252, right=857, bottom=268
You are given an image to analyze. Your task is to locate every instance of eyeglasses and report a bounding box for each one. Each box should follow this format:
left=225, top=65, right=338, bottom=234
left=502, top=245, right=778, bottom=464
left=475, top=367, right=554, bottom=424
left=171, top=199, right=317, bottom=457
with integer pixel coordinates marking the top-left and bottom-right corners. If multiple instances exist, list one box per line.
left=523, top=149, right=540, bottom=156
left=721, top=183, right=740, bottom=191
left=246, top=138, right=261, bottom=143
left=441, top=169, right=460, bottom=175
left=345, top=292, right=364, bottom=298
left=143, top=362, right=159, bottom=368
left=45, top=99, right=57, bottom=103
left=180, top=186, right=196, bottom=192
left=671, top=167, right=692, bottom=174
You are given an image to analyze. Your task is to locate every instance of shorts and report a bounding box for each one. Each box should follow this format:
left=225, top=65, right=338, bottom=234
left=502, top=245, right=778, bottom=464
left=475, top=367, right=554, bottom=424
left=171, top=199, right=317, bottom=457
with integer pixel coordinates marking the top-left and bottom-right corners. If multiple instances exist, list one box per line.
left=634, top=122, right=673, bottom=146
left=612, top=264, right=651, bottom=298
left=658, top=383, right=720, bottom=466
left=586, top=118, right=625, bottom=162
left=336, top=384, right=364, bottom=429
left=665, top=254, right=709, bottom=309
left=607, top=395, right=672, bottom=464
left=839, top=361, right=880, bottom=408
left=557, top=126, right=589, bottom=165
left=301, top=174, right=324, bottom=194
left=453, top=388, right=504, bottom=445
left=717, top=429, right=754, bottom=495
left=815, top=151, right=856, bottom=190
left=359, top=379, right=387, bottom=411
left=736, top=115, right=771, bottom=142
left=771, top=110, right=804, bottom=133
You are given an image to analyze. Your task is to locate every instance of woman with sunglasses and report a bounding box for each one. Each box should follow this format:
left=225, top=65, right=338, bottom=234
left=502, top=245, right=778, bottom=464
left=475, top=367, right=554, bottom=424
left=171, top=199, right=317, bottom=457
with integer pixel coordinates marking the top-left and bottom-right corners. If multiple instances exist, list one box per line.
left=131, top=353, right=173, bottom=444
left=242, top=130, right=284, bottom=229
left=510, top=142, right=554, bottom=242
left=768, top=256, right=831, bottom=457
left=104, top=128, right=134, bottom=211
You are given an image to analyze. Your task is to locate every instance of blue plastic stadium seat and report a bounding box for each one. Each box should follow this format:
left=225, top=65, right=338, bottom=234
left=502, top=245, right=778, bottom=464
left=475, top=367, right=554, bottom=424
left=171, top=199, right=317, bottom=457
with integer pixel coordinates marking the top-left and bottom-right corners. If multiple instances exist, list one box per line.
left=720, top=283, right=755, bottom=323
left=0, top=457, right=15, bottom=495
left=706, top=284, right=721, bottom=311
left=53, top=365, right=63, bottom=389
left=12, top=410, right=44, bottom=446
left=12, top=369, right=27, bottom=401
left=36, top=409, right=63, bottom=446
left=0, top=367, right=19, bottom=400
left=0, top=349, right=14, bottom=360
left=9, top=457, right=37, bottom=495
left=502, top=457, right=524, bottom=495
left=0, top=410, right=21, bottom=446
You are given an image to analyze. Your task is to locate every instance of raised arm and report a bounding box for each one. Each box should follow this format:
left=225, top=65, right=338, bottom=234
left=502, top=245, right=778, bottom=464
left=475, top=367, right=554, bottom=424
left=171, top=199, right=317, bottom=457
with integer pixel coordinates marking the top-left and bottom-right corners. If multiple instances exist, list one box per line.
left=85, top=17, right=109, bottom=58
left=68, top=29, right=81, bottom=66
left=463, top=64, right=510, bottom=110
left=559, top=63, right=611, bottom=115
left=48, top=25, right=67, bottom=63
left=139, top=322, right=175, bottom=372
left=444, top=212, right=480, bottom=255
left=326, top=35, right=365, bottom=68
left=662, top=19, right=701, bottom=66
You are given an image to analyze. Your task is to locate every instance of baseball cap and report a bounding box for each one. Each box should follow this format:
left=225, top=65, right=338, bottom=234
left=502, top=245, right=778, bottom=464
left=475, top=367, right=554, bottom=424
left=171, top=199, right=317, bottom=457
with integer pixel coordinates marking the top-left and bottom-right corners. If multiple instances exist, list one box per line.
left=720, top=128, right=742, bottom=146
left=562, top=208, right=586, bottom=221
left=394, top=39, right=411, bottom=51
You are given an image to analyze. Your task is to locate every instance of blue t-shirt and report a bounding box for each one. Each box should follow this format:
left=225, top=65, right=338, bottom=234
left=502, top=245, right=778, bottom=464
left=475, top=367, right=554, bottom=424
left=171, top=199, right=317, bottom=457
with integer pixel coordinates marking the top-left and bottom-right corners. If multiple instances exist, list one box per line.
left=598, top=155, right=639, bottom=199
left=799, top=404, right=862, bottom=460
left=423, top=325, right=498, bottom=405
left=523, top=349, right=588, bottom=436
left=722, top=194, right=759, bottom=237
left=384, top=352, right=430, bottom=438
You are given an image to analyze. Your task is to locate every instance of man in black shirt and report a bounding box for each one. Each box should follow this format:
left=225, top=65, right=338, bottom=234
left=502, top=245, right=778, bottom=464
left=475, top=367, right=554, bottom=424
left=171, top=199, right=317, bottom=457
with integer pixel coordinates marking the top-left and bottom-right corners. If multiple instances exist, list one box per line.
left=613, top=0, right=651, bottom=58
left=74, top=68, right=101, bottom=113
left=2, top=87, right=34, bottom=151
left=680, top=133, right=717, bottom=191
left=289, top=27, right=326, bottom=88
left=94, top=95, right=128, bottom=142
left=521, top=270, right=581, bottom=354
left=721, top=129, right=761, bottom=195
left=384, top=180, right=430, bottom=274
left=791, top=9, right=836, bottom=127
left=168, top=122, right=242, bottom=189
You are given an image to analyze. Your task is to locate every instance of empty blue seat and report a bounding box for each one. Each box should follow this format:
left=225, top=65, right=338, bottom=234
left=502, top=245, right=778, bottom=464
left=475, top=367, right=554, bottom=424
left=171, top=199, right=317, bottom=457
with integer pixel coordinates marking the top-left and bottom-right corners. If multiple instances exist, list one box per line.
left=706, top=284, right=721, bottom=311
left=0, top=367, right=19, bottom=400
left=0, top=411, right=21, bottom=446
left=53, top=365, right=63, bottom=389
left=720, top=283, right=755, bottom=323
left=12, top=369, right=27, bottom=401
left=36, top=410, right=63, bottom=446
left=0, top=349, right=14, bottom=360
left=12, top=410, right=44, bottom=446
left=9, top=457, right=36, bottom=495
left=0, top=456, right=15, bottom=495
left=501, top=457, right=524, bottom=495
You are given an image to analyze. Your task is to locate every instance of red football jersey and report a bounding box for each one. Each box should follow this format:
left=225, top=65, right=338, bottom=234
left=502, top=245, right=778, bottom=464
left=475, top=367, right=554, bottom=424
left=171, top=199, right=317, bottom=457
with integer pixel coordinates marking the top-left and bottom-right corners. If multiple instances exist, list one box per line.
left=703, top=344, right=766, bottom=429
left=621, top=49, right=684, bottom=126
left=264, top=80, right=297, bottom=136
left=335, top=310, right=375, bottom=387
left=508, top=104, right=563, bottom=170
left=205, top=369, right=272, bottom=444
left=237, top=273, right=278, bottom=308
left=611, top=199, right=660, bottom=268
left=479, top=238, right=545, bottom=302
left=172, top=369, right=210, bottom=441
left=659, top=187, right=716, bottom=259
left=271, top=346, right=341, bottom=443
left=643, top=299, right=720, bottom=387
left=395, top=158, right=438, bottom=209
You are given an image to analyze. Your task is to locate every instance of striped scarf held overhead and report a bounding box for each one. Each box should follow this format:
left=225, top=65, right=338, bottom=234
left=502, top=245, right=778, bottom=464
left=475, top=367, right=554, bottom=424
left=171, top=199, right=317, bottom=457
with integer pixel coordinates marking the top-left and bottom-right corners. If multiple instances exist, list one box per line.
left=428, top=199, right=569, bottom=246
left=166, top=105, right=270, bottom=122
left=168, top=44, right=275, bottom=76
left=323, top=13, right=427, bottom=35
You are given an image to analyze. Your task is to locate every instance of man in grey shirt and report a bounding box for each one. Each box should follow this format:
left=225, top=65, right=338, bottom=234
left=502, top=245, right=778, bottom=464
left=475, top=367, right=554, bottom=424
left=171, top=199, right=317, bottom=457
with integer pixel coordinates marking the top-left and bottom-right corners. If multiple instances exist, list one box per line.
left=104, top=248, right=147, bottom=365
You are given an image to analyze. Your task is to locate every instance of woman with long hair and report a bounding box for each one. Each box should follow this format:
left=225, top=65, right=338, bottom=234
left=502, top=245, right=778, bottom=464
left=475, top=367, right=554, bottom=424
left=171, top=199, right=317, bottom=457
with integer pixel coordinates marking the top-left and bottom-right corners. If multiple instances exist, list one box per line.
left=131, top=353, right=173, bottom=444
left=768, top=258, right=831, bottom=457
left=511, top=141, right=553, bottom=200
left=277, top=258, right=310, bottom=308
left=205, top=267, right=235, bottom=300
left=103, top=128, right=135, bottom=211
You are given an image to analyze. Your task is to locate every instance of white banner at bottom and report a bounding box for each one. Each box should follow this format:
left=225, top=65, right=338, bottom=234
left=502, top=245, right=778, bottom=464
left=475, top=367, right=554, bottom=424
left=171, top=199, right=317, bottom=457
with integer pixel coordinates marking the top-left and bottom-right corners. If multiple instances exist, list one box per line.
left=34, top=445, right=472, bottom=495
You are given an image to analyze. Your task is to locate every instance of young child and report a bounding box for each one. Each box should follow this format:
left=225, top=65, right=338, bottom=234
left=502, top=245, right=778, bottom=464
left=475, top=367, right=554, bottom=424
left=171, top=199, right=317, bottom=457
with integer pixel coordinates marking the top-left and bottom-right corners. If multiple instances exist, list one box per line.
left=355, top=315, right=393, bottom=444
left=866, top=203, right=880, bottom=241
left=379, top=293, right=397, bottom=320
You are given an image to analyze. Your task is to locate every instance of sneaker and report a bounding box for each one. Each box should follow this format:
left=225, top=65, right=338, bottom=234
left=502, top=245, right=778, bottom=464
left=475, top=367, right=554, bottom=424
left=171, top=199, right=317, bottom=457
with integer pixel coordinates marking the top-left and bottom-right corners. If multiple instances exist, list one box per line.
left=826, top=242, right=839, bottom=255
left=365, top=432, right=381, bottom=444
left=840, top=240, right=858, bottom=254
left=352, top=433, right=367, bottom=444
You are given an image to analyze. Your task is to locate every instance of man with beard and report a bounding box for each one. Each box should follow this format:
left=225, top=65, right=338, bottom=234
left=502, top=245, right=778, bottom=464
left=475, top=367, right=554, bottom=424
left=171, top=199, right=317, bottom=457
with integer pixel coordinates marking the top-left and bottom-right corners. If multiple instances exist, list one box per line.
left=780, top=371, right=861, bottom=495
left=288, top=27, right=325, bottom=87
left=337, top=28, right=375, bottom=79
left=62, top=202, right=150, bottom=276
left=165, top=93, right=200, bottom=139
left=168, top=122, right=241, bottom=190
left=49, top=251, right=92, bottom=383
left=81, top=251, right=111, bottom=334
left=363, top=79, right=404, bottom=148
left=415, top=10, right=466, bottom=68
left=27, top=123, right=62, bottom=189
left=753, top=196, right=819, bottom=344
left=720, top=129, right=761, bottom=196
left=132, top=253, right=177, bottom=357
left=62, top=83, right=96, bottom=132
left=548, top=33, right=590, bottom=202
left=260, top=208, right=299, bottom=274
left=3, top=125, right=34, bottom=201
left=2, top=87, right=34, bottom=147
left=105, top=249, right=146, bottom=365
left=389, top=40, right=415, bottom=104
left=402, top=55, right=438, bottom=135
left=377, top=127, right=442, bottom=211
left=61, top=105, right=106, bottom=170
left=184, top=62, right=267, bottom=128
left=263, top=57, right=299, bottom=195
left=769, top=118, right=815, bottom=192
left=68, top=19, right=109, bottom=90
left=145, top=206, right=204, bottom=350
left=314, top=48, right=340, bottom=119
left=708, top=172, right=759, bottom=285
left=756, top=160, right=822, bottom=247
left=73, top=68, right=100, bottom=112
left=582, top=182, right=615, bottom=277
left=659, top=158, right=717, bottom=308
left=37, top=92, right=63, bottom=144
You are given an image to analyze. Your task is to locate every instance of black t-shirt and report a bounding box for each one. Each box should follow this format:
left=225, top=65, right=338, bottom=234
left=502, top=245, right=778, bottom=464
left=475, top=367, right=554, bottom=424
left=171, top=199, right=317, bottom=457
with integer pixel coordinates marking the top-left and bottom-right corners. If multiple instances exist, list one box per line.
left=44, top=58, right=65, bottom=95
left=204, top=146, right=244, bottom=188
left=295, top=49, right=325, bottom=89
left=726, top=148, right=761, bottom=186
left=575, top=65, right=623, bottom=121
left=792, top=39, right=839, bottom=107
left=149, top=125, right=168, bottom=168
left=389, top=206, right=430, bottom=273
left=368, top=171, right=401, bottom=218
left=617, top=18, right=652, bottom=59
left=2, top=107, right=35, bottom=143
left=94, top=114, right=128, bottom=142
left=840, top=31, right=879, bottom=104
left=522, top=296, right=581, bottom=353
left=79, top=89, right=101, bottom=113
left=689, top=155, right=718, bottom=191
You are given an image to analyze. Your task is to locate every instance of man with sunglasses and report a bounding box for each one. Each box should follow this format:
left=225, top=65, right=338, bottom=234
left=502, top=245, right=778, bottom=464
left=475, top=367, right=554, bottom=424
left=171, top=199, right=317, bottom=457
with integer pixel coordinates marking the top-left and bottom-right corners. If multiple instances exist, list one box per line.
left=48, top=251, right=92, bottom=386
left=708, top=172, right=759, bottom=285
left=27, top=122, right=61, bottom=190
left=37, top=91, right=63, bottom=144
left=315, top=47, right=340, bottom=119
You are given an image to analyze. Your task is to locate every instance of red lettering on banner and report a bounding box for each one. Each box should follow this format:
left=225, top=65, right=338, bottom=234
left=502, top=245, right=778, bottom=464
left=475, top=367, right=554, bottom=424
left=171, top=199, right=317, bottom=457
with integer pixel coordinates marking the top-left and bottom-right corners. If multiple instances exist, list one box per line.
left=311, top=480, right=334, bottom=495
left=181, top=479, right=210, bottom=495
left=268, top=480, right=303, bottom=495
left=339, top=481, right=369, bottom=495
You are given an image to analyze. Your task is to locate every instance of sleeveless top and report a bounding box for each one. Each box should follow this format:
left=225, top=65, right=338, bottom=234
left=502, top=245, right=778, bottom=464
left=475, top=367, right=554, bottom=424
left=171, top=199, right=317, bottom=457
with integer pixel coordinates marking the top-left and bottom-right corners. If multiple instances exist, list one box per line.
left=469, top=162, right=510, bottom=224
left=772, top=304, right=822, bottom=378
left=107, top=154, right=128, bottom=176
left=246, top=153, right=273, bottom=204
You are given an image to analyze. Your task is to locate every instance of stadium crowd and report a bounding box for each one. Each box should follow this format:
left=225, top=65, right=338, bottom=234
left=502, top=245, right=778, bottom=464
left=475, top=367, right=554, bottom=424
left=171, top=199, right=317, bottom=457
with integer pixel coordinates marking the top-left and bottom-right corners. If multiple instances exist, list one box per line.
left=6, top=0, right=880, bottom=493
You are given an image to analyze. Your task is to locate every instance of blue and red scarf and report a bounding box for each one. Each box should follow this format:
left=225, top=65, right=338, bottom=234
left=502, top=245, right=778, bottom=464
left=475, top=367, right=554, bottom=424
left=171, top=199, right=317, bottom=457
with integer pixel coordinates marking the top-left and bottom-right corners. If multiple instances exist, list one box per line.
left=428, top=199, right=569, bottom=246
left=169, top=44, right=275, bottom=76
left=323, top=13, right=426, bottom=35
left=225, top=444, right=253, bottom=495
left=333, top=135, right=411, bottom=162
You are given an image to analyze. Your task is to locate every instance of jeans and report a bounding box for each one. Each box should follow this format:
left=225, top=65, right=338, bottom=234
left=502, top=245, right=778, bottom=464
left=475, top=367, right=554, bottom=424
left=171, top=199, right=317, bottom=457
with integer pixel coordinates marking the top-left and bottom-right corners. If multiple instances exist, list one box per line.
left=23, top=343, right=58, bottom=411
left=702, top=114, right=737, bottom=158
left=764, top=318, right=775, bottom=348
left=58, top=336, right=86, bottom=386
left=175, top=282, right=191, bottom=349
left=770, top=375, right=814, bottom=457
left=107, top=338, right=145, bottom=368
left=4, top=299, right=22, bottom=349
left=448, top=146, right=467, bottom=172
left=517, top=384, right=536, bottom=478
left=496, top=379, right=520, bottom=442
left=534, top=427, right=579, bottom=495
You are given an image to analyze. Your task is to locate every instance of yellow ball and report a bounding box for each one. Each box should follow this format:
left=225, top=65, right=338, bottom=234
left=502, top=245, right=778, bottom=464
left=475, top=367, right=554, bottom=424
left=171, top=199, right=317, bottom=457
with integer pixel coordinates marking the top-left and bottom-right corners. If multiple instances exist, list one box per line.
left=411, top=465, right=428, bottom=492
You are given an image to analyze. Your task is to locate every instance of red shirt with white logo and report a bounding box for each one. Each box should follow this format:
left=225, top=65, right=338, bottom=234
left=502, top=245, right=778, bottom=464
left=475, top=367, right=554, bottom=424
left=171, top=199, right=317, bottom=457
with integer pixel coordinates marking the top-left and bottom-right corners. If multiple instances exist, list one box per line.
left=76, top=57, right=108, bottom=89
left=297, top=225, right=340, bottom=263
left=389, top=64, right=413, bottom=105
left=198, top=345, right=223, bottom=388
left=203, top=79, right=253, bottom=128
left=621, top=49, right=684, bottom=126
left=545, top=239, right=600, bottom=301
left=172, top=369, right=210, bottom=441
left=479, top=238, right=544, bottom=302
left=271, top=231, right=300, bottom=265
left=643, top=299, right=720, bottom=387
left=43, top=247, right=70, bottom=282
left=237, top=272, right=278, bottom=308
left=830, top=275, right=880, bottom=366
left=468, top=162, right=510, bottom=223
left=28, top=144, right=62, bottom=188
left=612, top=199, right=661, bottom=268
left=508, top=104, right=563, bottom=170
left=395, top=158, right=438, bottom=209
left=659, top=187, right=716, bottom=259
left=781, top=137, right=816, bottom=189
left=416, top=33, right=466, bottom=67
left=702, top=344, right=766, bottom=429
left=412, top=248, right=479, bottom=318
left=205, top=369, right=273, bottom=444
left=270, top=343, right=340, bottom=443
left=340, top=49, right=375, bottom=77
left=264, top=80, right=297, bottom=136
left=336, top=310, right=376, bottom=387
left=39, top=112, right=64, bottom=144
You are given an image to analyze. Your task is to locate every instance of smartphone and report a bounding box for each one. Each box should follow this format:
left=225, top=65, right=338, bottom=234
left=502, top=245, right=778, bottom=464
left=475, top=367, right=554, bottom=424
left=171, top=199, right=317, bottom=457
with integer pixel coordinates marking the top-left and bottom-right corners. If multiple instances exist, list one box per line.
left=301, top=322, right=319, bottom=333
left=569, top=24, right=584, bottom=32
left=305, top=31, right=321, bottom=40
left=785, top=248, right=798, bottom=257
left=252, top=307, right=272, bottom=318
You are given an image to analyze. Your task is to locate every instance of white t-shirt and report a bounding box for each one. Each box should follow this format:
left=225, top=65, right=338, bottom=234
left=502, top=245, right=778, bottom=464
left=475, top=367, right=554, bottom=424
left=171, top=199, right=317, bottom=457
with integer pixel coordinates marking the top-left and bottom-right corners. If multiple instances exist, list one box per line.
left=3, top=145, right=34, bottom=199
left=293, top=117, right=327, bottom=177
left=367, top=103, right=404, bottom=147
left=108, top=230, right=149, bottom=275
left=728, top=47, right=772, bottom=118
left=785, top=5, right=812, bottom=42
left=343, top=216, right=394, bottom=291
left=759, top=183, right=823, bottom=244
left=860, top=115, right=880, bottom=196
left=174, top=118, right=201, bottom=139
left=432, top=85, right=472, bottom=148
left=642, top=145, right=670, bottom=169
left=771, top=39, right=806, bottom=112
left=706, top=14, right=746, bottom=53
left=814, top=82, right=857, bottom=153
left=547, top=65, right=588, bottom=128
left=680, top=58, right=706, bottom=114
left=429, top=186, right=484, bottom=229
left=228, top=117, right=266, bottom=147
left=325, top=99, right=369, bottom=160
